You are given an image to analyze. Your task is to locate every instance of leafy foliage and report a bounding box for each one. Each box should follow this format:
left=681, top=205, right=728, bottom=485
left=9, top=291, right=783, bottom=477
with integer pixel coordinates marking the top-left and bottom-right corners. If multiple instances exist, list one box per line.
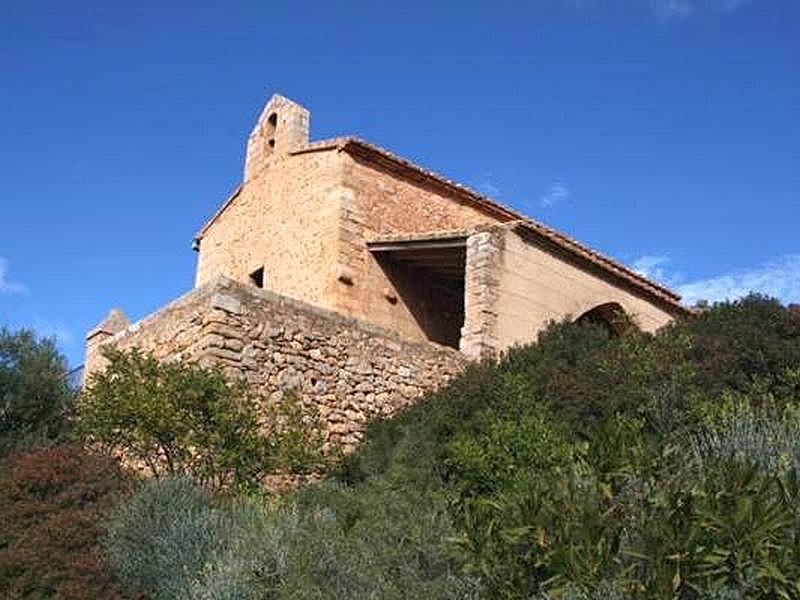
left=326, top=295, right=800, bottom=598
left=106, top=476, right=270, bottom=599
left=677, top=294, right=800, bottom=400
left=78, top=348, right=325, bottom=490
left=106, top=476, right=479, bottom=599
left=0, top=327, right=74, bottom=453
left=92, top=294, right=800, bottom=599
left=0, top=444, right=132, bottom=599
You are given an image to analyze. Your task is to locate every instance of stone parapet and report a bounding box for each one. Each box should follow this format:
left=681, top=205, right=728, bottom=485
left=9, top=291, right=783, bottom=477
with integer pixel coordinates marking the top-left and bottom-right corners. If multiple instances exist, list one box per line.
left=84, top=276, right=466, bottom=449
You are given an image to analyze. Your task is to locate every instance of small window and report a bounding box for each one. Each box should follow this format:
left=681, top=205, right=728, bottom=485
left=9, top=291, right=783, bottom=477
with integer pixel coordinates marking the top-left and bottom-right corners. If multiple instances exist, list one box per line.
left=266, top=113, right=277, bottom=150
left=249, top=267, right=265, bottom=288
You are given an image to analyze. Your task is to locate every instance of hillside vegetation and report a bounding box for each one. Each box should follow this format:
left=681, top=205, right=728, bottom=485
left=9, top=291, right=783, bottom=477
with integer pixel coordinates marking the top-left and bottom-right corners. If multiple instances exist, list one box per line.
left=2, top=296, right=800, bottom=599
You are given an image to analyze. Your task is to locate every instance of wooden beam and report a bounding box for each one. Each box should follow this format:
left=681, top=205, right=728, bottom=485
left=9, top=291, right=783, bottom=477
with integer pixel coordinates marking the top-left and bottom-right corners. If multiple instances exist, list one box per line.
left=367, top=237, right=467, bottom=253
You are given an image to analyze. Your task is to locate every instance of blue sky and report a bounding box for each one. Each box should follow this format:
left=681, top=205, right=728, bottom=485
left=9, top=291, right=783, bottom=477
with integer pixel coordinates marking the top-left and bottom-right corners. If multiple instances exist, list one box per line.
left=1, top=0, right=798, bottom=367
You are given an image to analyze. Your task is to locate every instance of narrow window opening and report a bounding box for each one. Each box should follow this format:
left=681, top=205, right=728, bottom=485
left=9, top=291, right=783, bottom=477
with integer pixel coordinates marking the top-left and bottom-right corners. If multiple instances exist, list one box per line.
left=249, top=267, right=265, bottom=289
left=266, top=112, right=277, bottom=150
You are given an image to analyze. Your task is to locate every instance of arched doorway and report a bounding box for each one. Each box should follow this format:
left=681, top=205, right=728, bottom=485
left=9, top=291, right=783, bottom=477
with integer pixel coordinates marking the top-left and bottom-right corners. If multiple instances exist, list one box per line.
left=576, top=302, right=634, bottom=337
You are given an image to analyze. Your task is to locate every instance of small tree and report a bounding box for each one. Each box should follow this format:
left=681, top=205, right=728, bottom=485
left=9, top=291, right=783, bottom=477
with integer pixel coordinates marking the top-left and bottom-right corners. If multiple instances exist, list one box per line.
left=0, top=443, right=132, bottom=599
left=77, top=348, right=325, bottom=490
left=0, top=326, right=74, bottom=453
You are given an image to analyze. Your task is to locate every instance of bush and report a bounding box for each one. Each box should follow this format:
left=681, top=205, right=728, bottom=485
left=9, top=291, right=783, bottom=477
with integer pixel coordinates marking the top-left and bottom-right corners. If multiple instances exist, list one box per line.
left=322, top=296, right=800, bottom=598
left=98, top=295, right=800, bottom=598
left=286, top=481, right=479, bottom=599
left=0, top=327, right=74, bottom=453
left=692, top=401, right=800, bottom=472
left=677, top=294, right=800, bottom=400
left=107, top=476, right=479, bottom=600
left=78, top=349, right=325, bottom=490
left=105, top=476, right=271, bottom=599
left=0, top=444, right=131, bottom=599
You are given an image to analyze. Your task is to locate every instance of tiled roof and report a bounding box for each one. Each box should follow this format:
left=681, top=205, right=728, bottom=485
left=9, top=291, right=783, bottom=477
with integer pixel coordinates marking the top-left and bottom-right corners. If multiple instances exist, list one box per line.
left=197, top=136, right=689, bottom=314
left=331, top=138, right=687, bottom=312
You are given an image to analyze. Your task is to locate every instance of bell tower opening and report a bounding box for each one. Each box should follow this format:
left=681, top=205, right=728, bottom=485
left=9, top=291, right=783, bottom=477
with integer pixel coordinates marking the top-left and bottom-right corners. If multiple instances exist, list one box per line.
left=244, top=94, right=310, bottom=180
left=266, top=112, right=277, bottom=151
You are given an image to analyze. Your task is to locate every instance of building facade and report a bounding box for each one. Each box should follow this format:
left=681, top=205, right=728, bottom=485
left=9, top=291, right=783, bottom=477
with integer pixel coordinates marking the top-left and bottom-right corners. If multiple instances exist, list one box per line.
left=193, top=94, right=687, bottom=356
left=84, top=94, right=690, bottom=445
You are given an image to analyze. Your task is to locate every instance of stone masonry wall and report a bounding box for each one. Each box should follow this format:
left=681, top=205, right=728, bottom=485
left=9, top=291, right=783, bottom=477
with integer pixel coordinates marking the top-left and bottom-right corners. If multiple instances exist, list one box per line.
left=195, top=149, right=344, bottom=311
left=85, top=276, right=467, bottom=449
left=334, top=154, right=507, bottom=342
left=461, top=227, right=505, bottom=358
left=488, top=225, right=678, bottom=350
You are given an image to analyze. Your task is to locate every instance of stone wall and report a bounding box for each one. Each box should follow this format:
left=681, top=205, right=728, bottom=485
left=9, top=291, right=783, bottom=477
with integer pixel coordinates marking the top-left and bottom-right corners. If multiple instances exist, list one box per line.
left=195, top=148, right=344, bottom=311
left=85, top=276, right=467, bottom=449
left=461, top=228, right=505, bottom=358
left=333, top=154, right=506, bottom=342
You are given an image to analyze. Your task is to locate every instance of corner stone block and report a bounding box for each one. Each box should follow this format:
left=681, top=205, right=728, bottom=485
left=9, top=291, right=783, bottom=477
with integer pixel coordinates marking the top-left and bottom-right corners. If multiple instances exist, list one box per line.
left=210, top=293, right=243, bottom=315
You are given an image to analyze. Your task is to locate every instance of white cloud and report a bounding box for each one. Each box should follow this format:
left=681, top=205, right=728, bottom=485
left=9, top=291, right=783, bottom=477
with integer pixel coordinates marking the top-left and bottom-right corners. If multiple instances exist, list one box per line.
left=478, top=180, right=501, bottom=197
left=540, top=181, right=571, bottom=208
left=566, top=0, right=756, bottom=22
left=632, top=254, right=677, bottom=285
left=677, top=254, right=800, bottom=306
left=0, top=257, right=26, bottom=295
left=649, top=0, right=694, bottom=22
left=632, top=253, right=800, bottom=306
left=649, top=0, right=757, bottom=21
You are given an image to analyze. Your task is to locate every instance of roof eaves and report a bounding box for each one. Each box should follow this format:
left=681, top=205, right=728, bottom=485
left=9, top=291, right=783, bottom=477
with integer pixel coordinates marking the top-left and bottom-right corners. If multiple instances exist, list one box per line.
left=366, top=228, right=474, bottom=245
left=195, top=185, right=242, bottom=240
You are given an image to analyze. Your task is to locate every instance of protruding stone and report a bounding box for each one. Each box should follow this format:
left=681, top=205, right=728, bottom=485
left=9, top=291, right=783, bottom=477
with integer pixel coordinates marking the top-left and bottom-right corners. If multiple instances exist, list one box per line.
left=210, top=293, right=242, bottom=315
left=87, top=308, right=130, bottom=341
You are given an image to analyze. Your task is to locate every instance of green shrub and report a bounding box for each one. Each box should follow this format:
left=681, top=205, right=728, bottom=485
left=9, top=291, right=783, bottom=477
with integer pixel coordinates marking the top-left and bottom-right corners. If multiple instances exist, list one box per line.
left=0, top=327, right=74, bottom=453
left=286, top=481, right=480, bottom=599
left=692, top=403, right=800, bottom=472
left=445, top=403, right=573, bottom=500
left=677, top=294, right=800, bottom=400
left=78, top=349, right=325, bottom=490
left=105, top=476, right=281, bottom=599
left=106, top=477, right=478, bottom=600
left=0, top=443, right=131, bottom=599
left=95, top=295, right=800, bottom=598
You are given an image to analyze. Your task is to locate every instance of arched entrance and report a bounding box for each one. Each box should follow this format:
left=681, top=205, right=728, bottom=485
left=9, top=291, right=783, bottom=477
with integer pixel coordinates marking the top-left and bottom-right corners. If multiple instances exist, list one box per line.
left=576, top=302, right=634, bottom=337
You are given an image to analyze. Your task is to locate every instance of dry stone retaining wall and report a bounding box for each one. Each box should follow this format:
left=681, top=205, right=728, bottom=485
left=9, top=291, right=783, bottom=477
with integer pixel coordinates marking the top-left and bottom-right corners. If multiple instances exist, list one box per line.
left=86, top=276, right=467, bottom=449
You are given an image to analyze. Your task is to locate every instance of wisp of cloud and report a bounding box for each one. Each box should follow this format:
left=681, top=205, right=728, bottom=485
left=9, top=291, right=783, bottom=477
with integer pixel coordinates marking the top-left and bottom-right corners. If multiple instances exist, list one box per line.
left=540, top=182, right=570, bottom=208
left=0, top=257, right=27, bottom=295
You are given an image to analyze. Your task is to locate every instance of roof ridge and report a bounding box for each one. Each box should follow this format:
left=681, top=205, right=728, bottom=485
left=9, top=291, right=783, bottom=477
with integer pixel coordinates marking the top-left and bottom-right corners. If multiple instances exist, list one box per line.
left=334, top=137, right=685, bottom=308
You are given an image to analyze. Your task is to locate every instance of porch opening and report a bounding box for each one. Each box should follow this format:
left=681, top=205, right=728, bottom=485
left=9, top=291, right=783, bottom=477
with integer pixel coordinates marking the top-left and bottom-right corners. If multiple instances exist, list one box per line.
left=368, top=235, right=467, bottom=350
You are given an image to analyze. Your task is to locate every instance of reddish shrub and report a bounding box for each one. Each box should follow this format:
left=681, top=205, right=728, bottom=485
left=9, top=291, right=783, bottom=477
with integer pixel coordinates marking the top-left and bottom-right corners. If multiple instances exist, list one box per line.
left=0, top=444, right=134, bottom=599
